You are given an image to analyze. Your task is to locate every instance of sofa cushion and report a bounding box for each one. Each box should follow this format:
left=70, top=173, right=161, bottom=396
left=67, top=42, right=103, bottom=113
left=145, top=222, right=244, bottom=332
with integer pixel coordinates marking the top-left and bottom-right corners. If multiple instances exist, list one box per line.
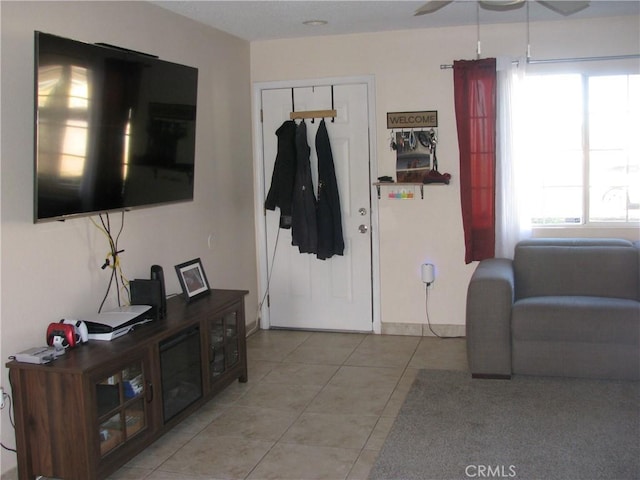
left=514, top=238, right=639, bottom=301
left=512, top=340, right=639, bottom=380
left=512, top=296, right=640, bottom=345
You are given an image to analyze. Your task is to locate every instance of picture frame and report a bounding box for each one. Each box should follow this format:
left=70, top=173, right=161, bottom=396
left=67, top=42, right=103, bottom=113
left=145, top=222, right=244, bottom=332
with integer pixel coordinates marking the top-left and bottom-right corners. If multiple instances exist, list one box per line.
left=174, top=258, right=210, bottom=302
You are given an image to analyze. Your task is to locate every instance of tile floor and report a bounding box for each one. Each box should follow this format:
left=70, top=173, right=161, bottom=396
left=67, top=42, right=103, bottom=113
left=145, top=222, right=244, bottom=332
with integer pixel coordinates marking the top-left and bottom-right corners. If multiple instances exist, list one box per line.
left=106, top=330, right=468, bottom=480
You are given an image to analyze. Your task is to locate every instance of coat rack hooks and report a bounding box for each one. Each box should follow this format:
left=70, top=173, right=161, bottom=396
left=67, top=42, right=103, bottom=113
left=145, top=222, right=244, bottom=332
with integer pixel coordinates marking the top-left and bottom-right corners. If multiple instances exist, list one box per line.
left=289, top=85, right=337, bottom=122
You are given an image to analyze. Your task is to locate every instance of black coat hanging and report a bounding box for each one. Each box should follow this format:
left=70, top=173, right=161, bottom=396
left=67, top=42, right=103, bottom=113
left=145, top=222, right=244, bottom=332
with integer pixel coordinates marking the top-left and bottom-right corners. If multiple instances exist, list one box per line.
left=291, top=120, right=318, bottom=254
left=264, top=120, right=297, bottom=229
left=316, top=119, right=344, bottom=260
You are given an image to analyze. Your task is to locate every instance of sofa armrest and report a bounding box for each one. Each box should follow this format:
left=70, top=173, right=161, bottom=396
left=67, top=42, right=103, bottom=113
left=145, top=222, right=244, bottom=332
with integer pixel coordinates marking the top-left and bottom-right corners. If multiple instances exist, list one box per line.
left=466, top=258, right=515, bottom=378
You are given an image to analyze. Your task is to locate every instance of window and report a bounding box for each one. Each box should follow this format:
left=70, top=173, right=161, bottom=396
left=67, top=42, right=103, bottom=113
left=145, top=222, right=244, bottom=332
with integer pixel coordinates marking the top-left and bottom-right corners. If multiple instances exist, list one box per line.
left=521, top=73, right=639, bottom=225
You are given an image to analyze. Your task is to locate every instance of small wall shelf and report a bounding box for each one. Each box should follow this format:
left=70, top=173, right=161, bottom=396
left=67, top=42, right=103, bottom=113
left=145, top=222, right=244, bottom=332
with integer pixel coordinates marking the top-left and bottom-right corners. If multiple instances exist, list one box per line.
left=373, top=182, right=424, bottom=199
left=373, top=181, right=450, bottom=200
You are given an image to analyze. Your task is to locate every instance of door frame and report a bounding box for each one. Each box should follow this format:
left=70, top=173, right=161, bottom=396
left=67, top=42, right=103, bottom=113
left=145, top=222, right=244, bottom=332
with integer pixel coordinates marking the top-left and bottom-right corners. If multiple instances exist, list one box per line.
left=251, top=75, right=381, bottom=334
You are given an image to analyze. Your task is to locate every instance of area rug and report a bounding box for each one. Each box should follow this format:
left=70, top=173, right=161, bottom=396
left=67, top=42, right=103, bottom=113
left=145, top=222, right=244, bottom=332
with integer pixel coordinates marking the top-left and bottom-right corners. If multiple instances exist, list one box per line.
left=369, top=370, right=639, bottom=480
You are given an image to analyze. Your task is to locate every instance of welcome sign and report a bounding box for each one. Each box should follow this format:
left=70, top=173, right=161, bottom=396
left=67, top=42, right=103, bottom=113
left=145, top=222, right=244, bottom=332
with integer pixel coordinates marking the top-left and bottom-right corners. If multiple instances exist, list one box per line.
left=387, top=111, right=438, bottom=129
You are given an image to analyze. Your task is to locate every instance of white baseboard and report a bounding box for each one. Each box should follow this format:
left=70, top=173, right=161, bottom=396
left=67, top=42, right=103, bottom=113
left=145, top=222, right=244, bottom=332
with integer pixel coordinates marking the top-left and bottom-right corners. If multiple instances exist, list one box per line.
left=246, top=319, right=259, bottom=336
left=381, top=322, right=465, bottom=338
left=0, top=466, right=18, bottom=480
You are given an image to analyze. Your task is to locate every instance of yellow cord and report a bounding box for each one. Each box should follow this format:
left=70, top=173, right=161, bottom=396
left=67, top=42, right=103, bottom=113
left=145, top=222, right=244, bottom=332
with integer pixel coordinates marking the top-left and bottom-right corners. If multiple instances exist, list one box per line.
left=91, top=213, right=130, bottom=308
left=89, top=216, right=112, bottom=243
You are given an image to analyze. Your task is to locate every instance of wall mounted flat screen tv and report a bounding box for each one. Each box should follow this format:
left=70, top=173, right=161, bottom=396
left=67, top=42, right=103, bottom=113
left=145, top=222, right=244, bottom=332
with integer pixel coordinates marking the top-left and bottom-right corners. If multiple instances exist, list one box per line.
left=34, top=31, right=199, bottom=222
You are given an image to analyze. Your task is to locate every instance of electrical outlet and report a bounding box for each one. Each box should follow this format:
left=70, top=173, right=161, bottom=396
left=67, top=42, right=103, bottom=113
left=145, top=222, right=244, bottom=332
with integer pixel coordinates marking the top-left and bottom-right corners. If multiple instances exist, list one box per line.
left=421, top=263, right=435, bottom=285
left=0, top=386, right=5, bottom=409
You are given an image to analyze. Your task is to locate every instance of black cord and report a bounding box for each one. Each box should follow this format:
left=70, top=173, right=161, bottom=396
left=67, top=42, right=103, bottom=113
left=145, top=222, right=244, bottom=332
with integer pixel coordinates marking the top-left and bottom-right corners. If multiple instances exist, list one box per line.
left=97, top=211, right=128, bottom=312
left=0, top=394, right=14, bottom=429
left=98, top=213, right=115, bottom=312
left=424, top=284, right=464, bottom=339
left=2, top=373, right=17, bottom=453
left=114, top=211, right=129, bottom=303
left=98, top=269, right=115, bottom=313
left=1, top=442, right=16, bottom=453
left=258, top=226, right=281, bottom=313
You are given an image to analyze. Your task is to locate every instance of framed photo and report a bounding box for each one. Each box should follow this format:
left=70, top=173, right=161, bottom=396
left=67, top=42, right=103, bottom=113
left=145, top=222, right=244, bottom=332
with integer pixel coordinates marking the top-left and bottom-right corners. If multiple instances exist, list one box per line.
left=174, top=258, right=210, bottom=302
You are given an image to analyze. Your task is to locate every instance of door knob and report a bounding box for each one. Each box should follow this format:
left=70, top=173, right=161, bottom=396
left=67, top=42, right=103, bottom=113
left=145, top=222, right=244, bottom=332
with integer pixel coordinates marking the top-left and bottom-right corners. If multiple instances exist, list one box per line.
left=358, top=224, right=369, bottom=234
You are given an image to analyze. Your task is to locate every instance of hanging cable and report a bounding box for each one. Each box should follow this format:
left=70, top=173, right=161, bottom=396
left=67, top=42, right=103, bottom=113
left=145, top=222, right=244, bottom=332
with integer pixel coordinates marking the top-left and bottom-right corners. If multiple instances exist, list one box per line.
left=91, top=211, right=129, bottom=312
left=0, top=394, right=16, bottom=451
left=112, top=211, right=129, bottom=304
left=2, top=372, right=17, bottom=453
left=257, top=226, right=282, bottom=319
left=424, top=284, right=464, bottom=339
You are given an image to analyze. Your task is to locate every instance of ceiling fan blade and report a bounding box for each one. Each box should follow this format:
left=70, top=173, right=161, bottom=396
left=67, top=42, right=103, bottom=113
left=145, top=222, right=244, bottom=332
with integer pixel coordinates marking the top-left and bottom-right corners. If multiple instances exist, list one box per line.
left=538, top=1, right=590, bottom=16
left=479, top=0, right=525, bottom=12
left=414, top=1, right=453, bottom=16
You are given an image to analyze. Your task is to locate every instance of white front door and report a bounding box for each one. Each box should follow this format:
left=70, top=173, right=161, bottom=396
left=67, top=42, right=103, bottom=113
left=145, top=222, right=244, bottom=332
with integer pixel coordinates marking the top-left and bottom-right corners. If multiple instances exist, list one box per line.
left=259, top=82, right=373, bottom=331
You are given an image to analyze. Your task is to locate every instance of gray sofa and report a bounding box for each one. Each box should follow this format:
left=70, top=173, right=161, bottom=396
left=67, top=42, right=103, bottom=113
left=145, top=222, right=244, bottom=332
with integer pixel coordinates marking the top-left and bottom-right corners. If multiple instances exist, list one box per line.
left=466, top=238, right=640, bottom=380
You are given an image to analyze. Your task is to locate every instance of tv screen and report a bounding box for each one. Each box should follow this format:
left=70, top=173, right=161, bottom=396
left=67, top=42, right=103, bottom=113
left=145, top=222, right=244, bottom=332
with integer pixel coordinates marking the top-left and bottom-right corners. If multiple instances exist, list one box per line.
left=34, top=32, right=198, bottom=222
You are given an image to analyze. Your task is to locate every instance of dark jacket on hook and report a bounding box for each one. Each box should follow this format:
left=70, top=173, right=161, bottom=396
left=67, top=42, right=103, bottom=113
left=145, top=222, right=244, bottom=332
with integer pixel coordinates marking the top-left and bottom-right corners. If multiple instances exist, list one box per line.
left=316, top=119, right=344, bottom=260
left=265, top=120, right=297, bottom=229
left=291, top=120, right=318, bottom=254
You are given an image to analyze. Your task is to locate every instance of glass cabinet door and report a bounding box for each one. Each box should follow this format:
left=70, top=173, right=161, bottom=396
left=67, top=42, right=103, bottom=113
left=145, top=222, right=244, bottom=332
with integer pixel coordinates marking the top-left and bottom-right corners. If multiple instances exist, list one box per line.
left=96, top=360, right=147, bottom=456
left=208, top=309, right=239, bottom=382
left=226, top=312, right=239, bottom=367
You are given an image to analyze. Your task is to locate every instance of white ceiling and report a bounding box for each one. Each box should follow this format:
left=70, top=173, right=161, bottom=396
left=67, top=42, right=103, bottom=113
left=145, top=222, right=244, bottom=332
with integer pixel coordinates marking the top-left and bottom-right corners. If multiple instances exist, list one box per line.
left=150, top=1, right=640, bottom=42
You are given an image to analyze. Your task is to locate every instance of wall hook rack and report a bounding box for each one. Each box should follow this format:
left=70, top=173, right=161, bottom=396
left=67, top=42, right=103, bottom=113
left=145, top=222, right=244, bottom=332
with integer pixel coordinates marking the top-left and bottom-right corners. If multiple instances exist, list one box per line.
left=289, top=85, right=337, bottom=122
left=289, top=109, right=337, bottom=121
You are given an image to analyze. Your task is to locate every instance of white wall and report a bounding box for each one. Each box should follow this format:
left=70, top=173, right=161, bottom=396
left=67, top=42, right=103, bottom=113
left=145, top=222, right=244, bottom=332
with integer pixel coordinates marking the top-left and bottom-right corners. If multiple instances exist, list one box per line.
left=0, top=2, right=256, bottom=475
left=250, top=15, right=640, bottom=334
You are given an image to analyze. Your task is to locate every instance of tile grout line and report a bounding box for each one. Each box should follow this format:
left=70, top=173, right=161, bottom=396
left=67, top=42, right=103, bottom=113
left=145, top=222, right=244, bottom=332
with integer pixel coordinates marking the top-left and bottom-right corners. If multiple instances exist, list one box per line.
left=242, top=331, right=370, bottom=479
left=113, top=331, right=432, bottom=480
left=344, top=336, right=423, bottom=480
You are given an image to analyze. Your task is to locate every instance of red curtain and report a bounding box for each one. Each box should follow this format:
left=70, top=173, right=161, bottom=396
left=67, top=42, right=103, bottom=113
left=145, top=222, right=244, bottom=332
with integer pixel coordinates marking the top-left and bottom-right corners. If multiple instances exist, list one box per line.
left=453, top=58, right=497, bottom=264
